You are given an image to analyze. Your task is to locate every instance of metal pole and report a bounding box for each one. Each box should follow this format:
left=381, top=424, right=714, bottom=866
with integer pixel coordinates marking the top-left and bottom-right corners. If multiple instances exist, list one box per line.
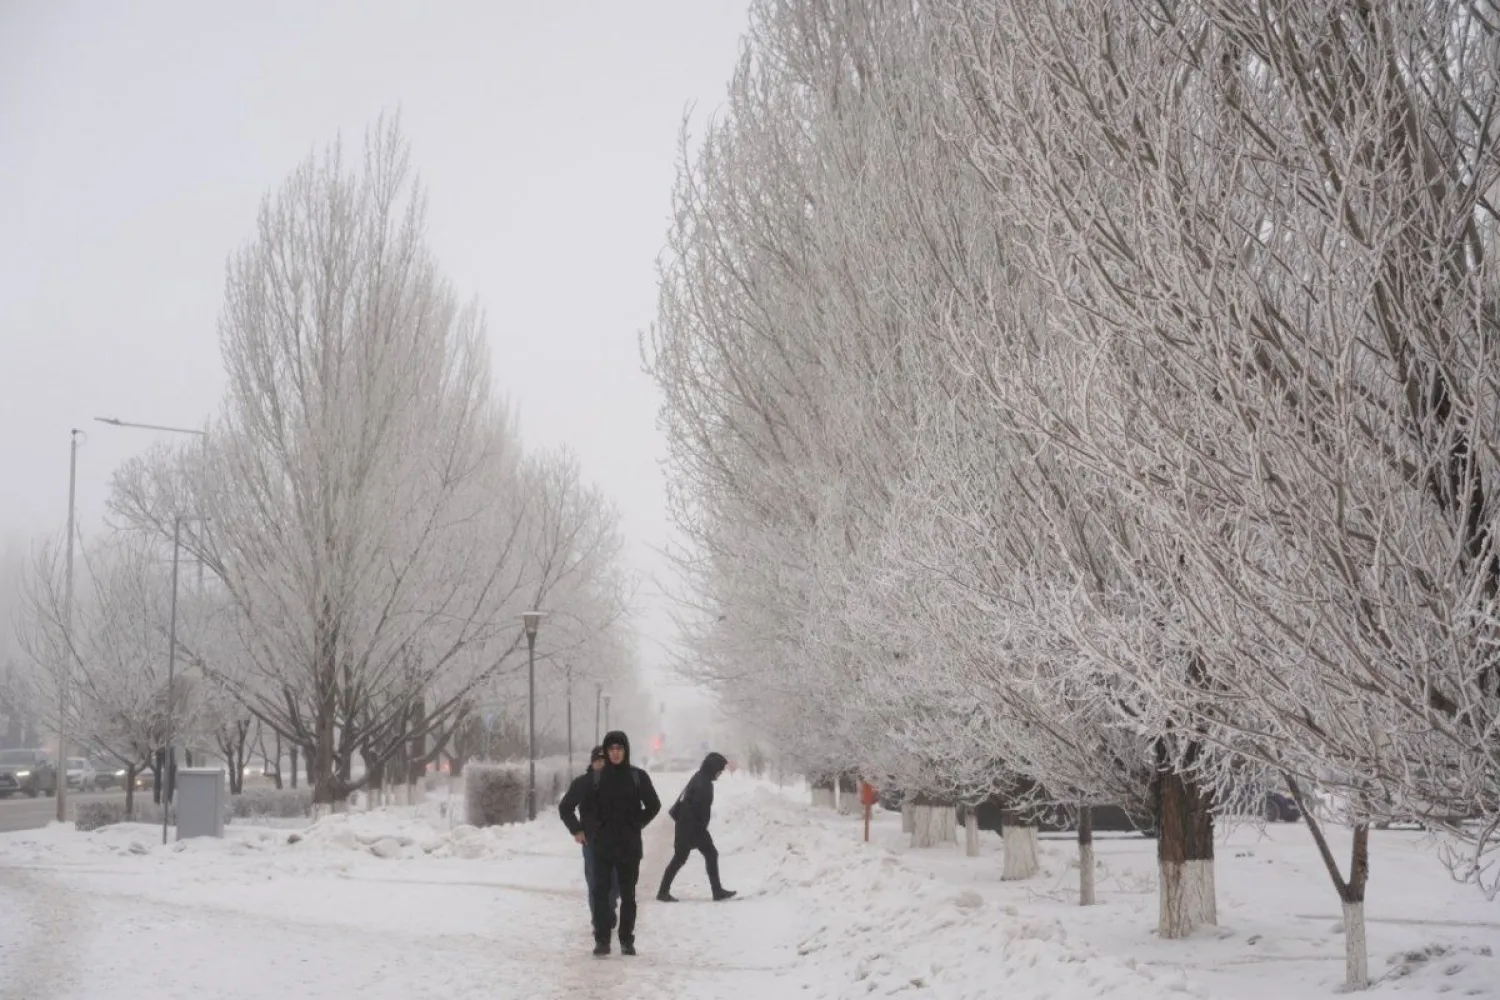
left=57, top=430, right=79, bottom=823
left=526, top=629, right=537, bottom=822
left=162, top=517, right=182, bottom=846
left=566, top=666, right=573, bottom=773
left=604, top=695, right=611, bottom=734
left=595, top=685, right=601, bottom=744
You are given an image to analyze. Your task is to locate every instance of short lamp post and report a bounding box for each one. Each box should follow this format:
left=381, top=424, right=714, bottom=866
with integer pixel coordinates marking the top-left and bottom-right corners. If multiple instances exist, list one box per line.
left=521, top=610, right=545, bottom=821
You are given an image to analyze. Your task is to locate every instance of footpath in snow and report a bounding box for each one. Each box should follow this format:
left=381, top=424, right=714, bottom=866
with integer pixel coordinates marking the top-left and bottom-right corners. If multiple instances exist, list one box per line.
left=0, top=773, right=1496, bottom=1000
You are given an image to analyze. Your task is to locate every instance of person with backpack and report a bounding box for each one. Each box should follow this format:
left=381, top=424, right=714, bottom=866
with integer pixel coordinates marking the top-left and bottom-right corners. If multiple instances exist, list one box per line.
left=558, top=745, right=620, bottom=930
left=656, top=751, right=737, bottom=902
left=580, top=730, right=661, bottom=957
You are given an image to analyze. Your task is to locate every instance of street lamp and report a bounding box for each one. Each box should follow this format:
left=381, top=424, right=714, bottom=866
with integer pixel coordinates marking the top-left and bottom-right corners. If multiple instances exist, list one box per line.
left=56, top=429, right=82, bottom=823
left=604, top=694, right=611, bottom=734
left=91, top=415, right=208, bottom=839
left=162, top=514, right=208, bottom=845
left=564, top=663, right=574, bottom=773
left=521, top=610, right=546, bottom=821
left=93, top=417, right=206, bottom=436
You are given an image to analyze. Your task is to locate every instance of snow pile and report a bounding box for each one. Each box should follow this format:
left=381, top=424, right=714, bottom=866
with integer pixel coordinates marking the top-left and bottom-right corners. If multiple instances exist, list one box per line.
left=722, top=778, right=1500, bottom=1000
left=712, top=781, right=1194, bottom=1000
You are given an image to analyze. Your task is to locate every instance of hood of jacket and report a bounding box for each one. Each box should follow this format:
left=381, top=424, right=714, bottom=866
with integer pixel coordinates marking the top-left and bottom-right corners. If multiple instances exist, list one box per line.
left=602, top=730, right=631, bottom=766
left=699, top=752, right=728, bottom=777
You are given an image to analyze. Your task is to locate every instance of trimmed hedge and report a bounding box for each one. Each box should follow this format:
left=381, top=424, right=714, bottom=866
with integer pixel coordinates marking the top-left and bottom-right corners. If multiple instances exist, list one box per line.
left=75, top=800, right=130, bottom=832
left=464, top=760, right=571, bottom=827
left=230, top=786, right=313, bottom=819
left=464, top=764, right=527, bottom=827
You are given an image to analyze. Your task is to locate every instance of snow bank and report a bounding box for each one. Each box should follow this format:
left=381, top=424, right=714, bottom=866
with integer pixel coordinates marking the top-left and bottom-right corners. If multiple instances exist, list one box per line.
left=712, top=782, right=1185, bottom=999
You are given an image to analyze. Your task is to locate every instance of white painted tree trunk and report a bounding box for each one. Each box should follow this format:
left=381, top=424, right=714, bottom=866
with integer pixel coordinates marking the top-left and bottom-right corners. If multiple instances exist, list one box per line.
left=911, top=804, right=957, bottom=848
left=1001, top=825, right=1039, bottom=880
left=408, top=781, right=425, bottom=805
left=1079, top=842, right=1096, bottom=906
left=811, top=786, right=837, bottom=810
left=1343, top=901, right=1368, bottom=989
left=1158, top=859, right=1217, bottom=938
left=964, top=811, right=981, bottom=857
left=901, top=802, right=915, bottom=834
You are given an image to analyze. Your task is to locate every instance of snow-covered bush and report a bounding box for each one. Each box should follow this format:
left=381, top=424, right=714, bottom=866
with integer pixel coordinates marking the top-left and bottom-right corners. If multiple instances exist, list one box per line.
left=230, top=787, right=312, bottom=819
left=464, top=764, right=527, bottom=827
left=75, top=800, right=130, bottom=832
left=464, top=760, right=572, bottom=827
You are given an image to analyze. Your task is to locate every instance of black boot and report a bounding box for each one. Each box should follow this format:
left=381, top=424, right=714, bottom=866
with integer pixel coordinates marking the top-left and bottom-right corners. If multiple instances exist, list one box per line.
left=592, top=937, right=610, bottom=957
left=713, top=889, right=738, bottom=901
left=656, top=888, right=678, bottom=902
left=620, top=938, right=637, bottom=956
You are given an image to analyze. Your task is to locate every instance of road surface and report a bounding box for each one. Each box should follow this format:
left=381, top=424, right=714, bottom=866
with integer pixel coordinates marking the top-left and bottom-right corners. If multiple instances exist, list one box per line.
left=0, top=789, right=128, bottom=833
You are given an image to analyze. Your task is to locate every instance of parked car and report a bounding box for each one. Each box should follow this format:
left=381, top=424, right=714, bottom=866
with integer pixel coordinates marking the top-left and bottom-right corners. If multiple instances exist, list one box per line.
left=65, top=757, right=99, bottom=791
left=0, top=748, right=59, bottom=798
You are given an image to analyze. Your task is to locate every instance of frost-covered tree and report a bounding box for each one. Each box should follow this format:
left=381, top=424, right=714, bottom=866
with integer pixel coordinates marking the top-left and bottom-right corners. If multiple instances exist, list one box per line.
left=111, top=119, right=630, bottom=807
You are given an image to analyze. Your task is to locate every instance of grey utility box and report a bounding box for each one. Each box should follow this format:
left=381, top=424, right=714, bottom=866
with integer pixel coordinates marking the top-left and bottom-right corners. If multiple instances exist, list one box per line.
left=175, top=767, right=227, bottom=840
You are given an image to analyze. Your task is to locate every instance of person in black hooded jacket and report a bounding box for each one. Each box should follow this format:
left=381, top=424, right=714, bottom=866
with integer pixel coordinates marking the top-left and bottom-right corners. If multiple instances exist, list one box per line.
left=580, top=730, right=660, bottom=956
left=656, top=751, right=736, bottom=902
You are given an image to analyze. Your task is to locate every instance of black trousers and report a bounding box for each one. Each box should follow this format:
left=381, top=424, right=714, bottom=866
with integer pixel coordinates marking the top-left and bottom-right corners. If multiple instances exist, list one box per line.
left=659, top=831, right=723, bottom=895
left=591, top=856, right=640, bottom=943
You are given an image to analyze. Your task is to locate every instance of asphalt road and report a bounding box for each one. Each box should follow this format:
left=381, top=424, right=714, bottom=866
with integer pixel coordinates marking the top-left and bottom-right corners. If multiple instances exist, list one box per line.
left=0, top=789, right=128, bottom=834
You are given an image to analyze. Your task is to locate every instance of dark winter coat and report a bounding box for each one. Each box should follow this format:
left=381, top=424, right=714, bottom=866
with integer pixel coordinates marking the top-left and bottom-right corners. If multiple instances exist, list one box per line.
left=581, top=730, right=661, bottom=863
left=671, top=752, right=727, bottom=847
left=558, top=770, right=600, bottom=843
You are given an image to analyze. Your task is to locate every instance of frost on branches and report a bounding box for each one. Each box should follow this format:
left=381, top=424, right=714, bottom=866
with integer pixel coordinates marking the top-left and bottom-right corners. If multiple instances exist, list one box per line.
left=650, top=0, right=1500, bottom=989
left=99, top=119, right=630, bottom=810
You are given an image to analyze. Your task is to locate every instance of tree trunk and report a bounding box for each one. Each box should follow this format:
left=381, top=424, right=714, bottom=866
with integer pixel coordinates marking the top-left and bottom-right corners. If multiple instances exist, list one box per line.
left=1153, top=760, right=1217, bottom=938
left=124, top=767, right=137, bottom=818
left=964, top=809, right=981, bottom=857
left=837, top=773, right=860, bottom=815
left=1078, top=804, right=1096, bottom=906
left=811, top=775, right=837, bottom=810
left=288, top=743, right=298, bottom=789
left=910, top=796, right=957, bottom=848
left=1284, top=775, right=1370, bottom=989
left=1001, top=810, right=1040, bottom=880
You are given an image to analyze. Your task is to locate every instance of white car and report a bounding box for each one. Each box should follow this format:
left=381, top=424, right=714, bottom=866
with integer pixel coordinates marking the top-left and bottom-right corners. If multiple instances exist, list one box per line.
left=65, top=757, right=98, bottom=791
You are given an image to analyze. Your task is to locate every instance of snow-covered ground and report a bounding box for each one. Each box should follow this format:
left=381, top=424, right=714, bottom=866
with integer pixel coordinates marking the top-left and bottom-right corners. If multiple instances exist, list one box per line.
left=0, top=773, right=1495, bottom=999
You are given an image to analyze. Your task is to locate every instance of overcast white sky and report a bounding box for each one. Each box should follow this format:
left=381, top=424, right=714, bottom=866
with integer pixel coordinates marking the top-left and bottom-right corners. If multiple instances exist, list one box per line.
left=0, top=1, right=750, bottom=702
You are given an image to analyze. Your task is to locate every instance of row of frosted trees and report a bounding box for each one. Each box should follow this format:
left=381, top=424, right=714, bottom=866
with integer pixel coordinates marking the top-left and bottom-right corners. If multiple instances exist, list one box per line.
left=649, top=0, right=1500, bottom=988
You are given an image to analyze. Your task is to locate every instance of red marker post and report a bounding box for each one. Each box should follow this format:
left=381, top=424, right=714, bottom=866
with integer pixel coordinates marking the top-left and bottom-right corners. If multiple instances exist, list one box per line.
left=859, top=780, right=878, bottom=842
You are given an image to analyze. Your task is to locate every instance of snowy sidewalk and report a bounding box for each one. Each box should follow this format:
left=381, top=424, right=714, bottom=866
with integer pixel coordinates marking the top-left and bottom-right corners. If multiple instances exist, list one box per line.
left=0, top=774, right=808, bottom=1000
left=2, top=776, right=1497, bottom=999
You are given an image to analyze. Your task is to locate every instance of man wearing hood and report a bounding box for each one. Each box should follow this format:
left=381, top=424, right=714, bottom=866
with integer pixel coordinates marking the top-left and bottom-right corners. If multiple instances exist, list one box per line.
left=657, top=751, right=737, bottom=902
left=580, top=730, right=661, bottom=957
left=559, top=746, right=620, bottom=929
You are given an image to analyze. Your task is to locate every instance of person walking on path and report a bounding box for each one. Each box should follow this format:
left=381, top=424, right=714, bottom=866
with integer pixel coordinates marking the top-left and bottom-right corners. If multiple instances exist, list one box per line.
left=558, top=746, right=620, bottom=930
left=581, top=730, right=661, bottom=957
left=657, top=751, right=737, bottom=902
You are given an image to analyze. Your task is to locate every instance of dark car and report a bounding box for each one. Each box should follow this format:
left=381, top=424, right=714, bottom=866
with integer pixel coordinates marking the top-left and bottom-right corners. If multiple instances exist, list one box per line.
left=0, top=748, right=59, bottom=798
left=1260, top=790, right=1300, bottom=823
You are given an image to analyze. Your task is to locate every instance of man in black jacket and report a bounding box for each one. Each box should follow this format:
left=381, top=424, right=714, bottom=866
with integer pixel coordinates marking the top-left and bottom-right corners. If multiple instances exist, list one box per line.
left=657, top=751, right=737, bottom=902
left=558, top=746, right=619, bottom=929
left=580, top=730, right=661, bottom=957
